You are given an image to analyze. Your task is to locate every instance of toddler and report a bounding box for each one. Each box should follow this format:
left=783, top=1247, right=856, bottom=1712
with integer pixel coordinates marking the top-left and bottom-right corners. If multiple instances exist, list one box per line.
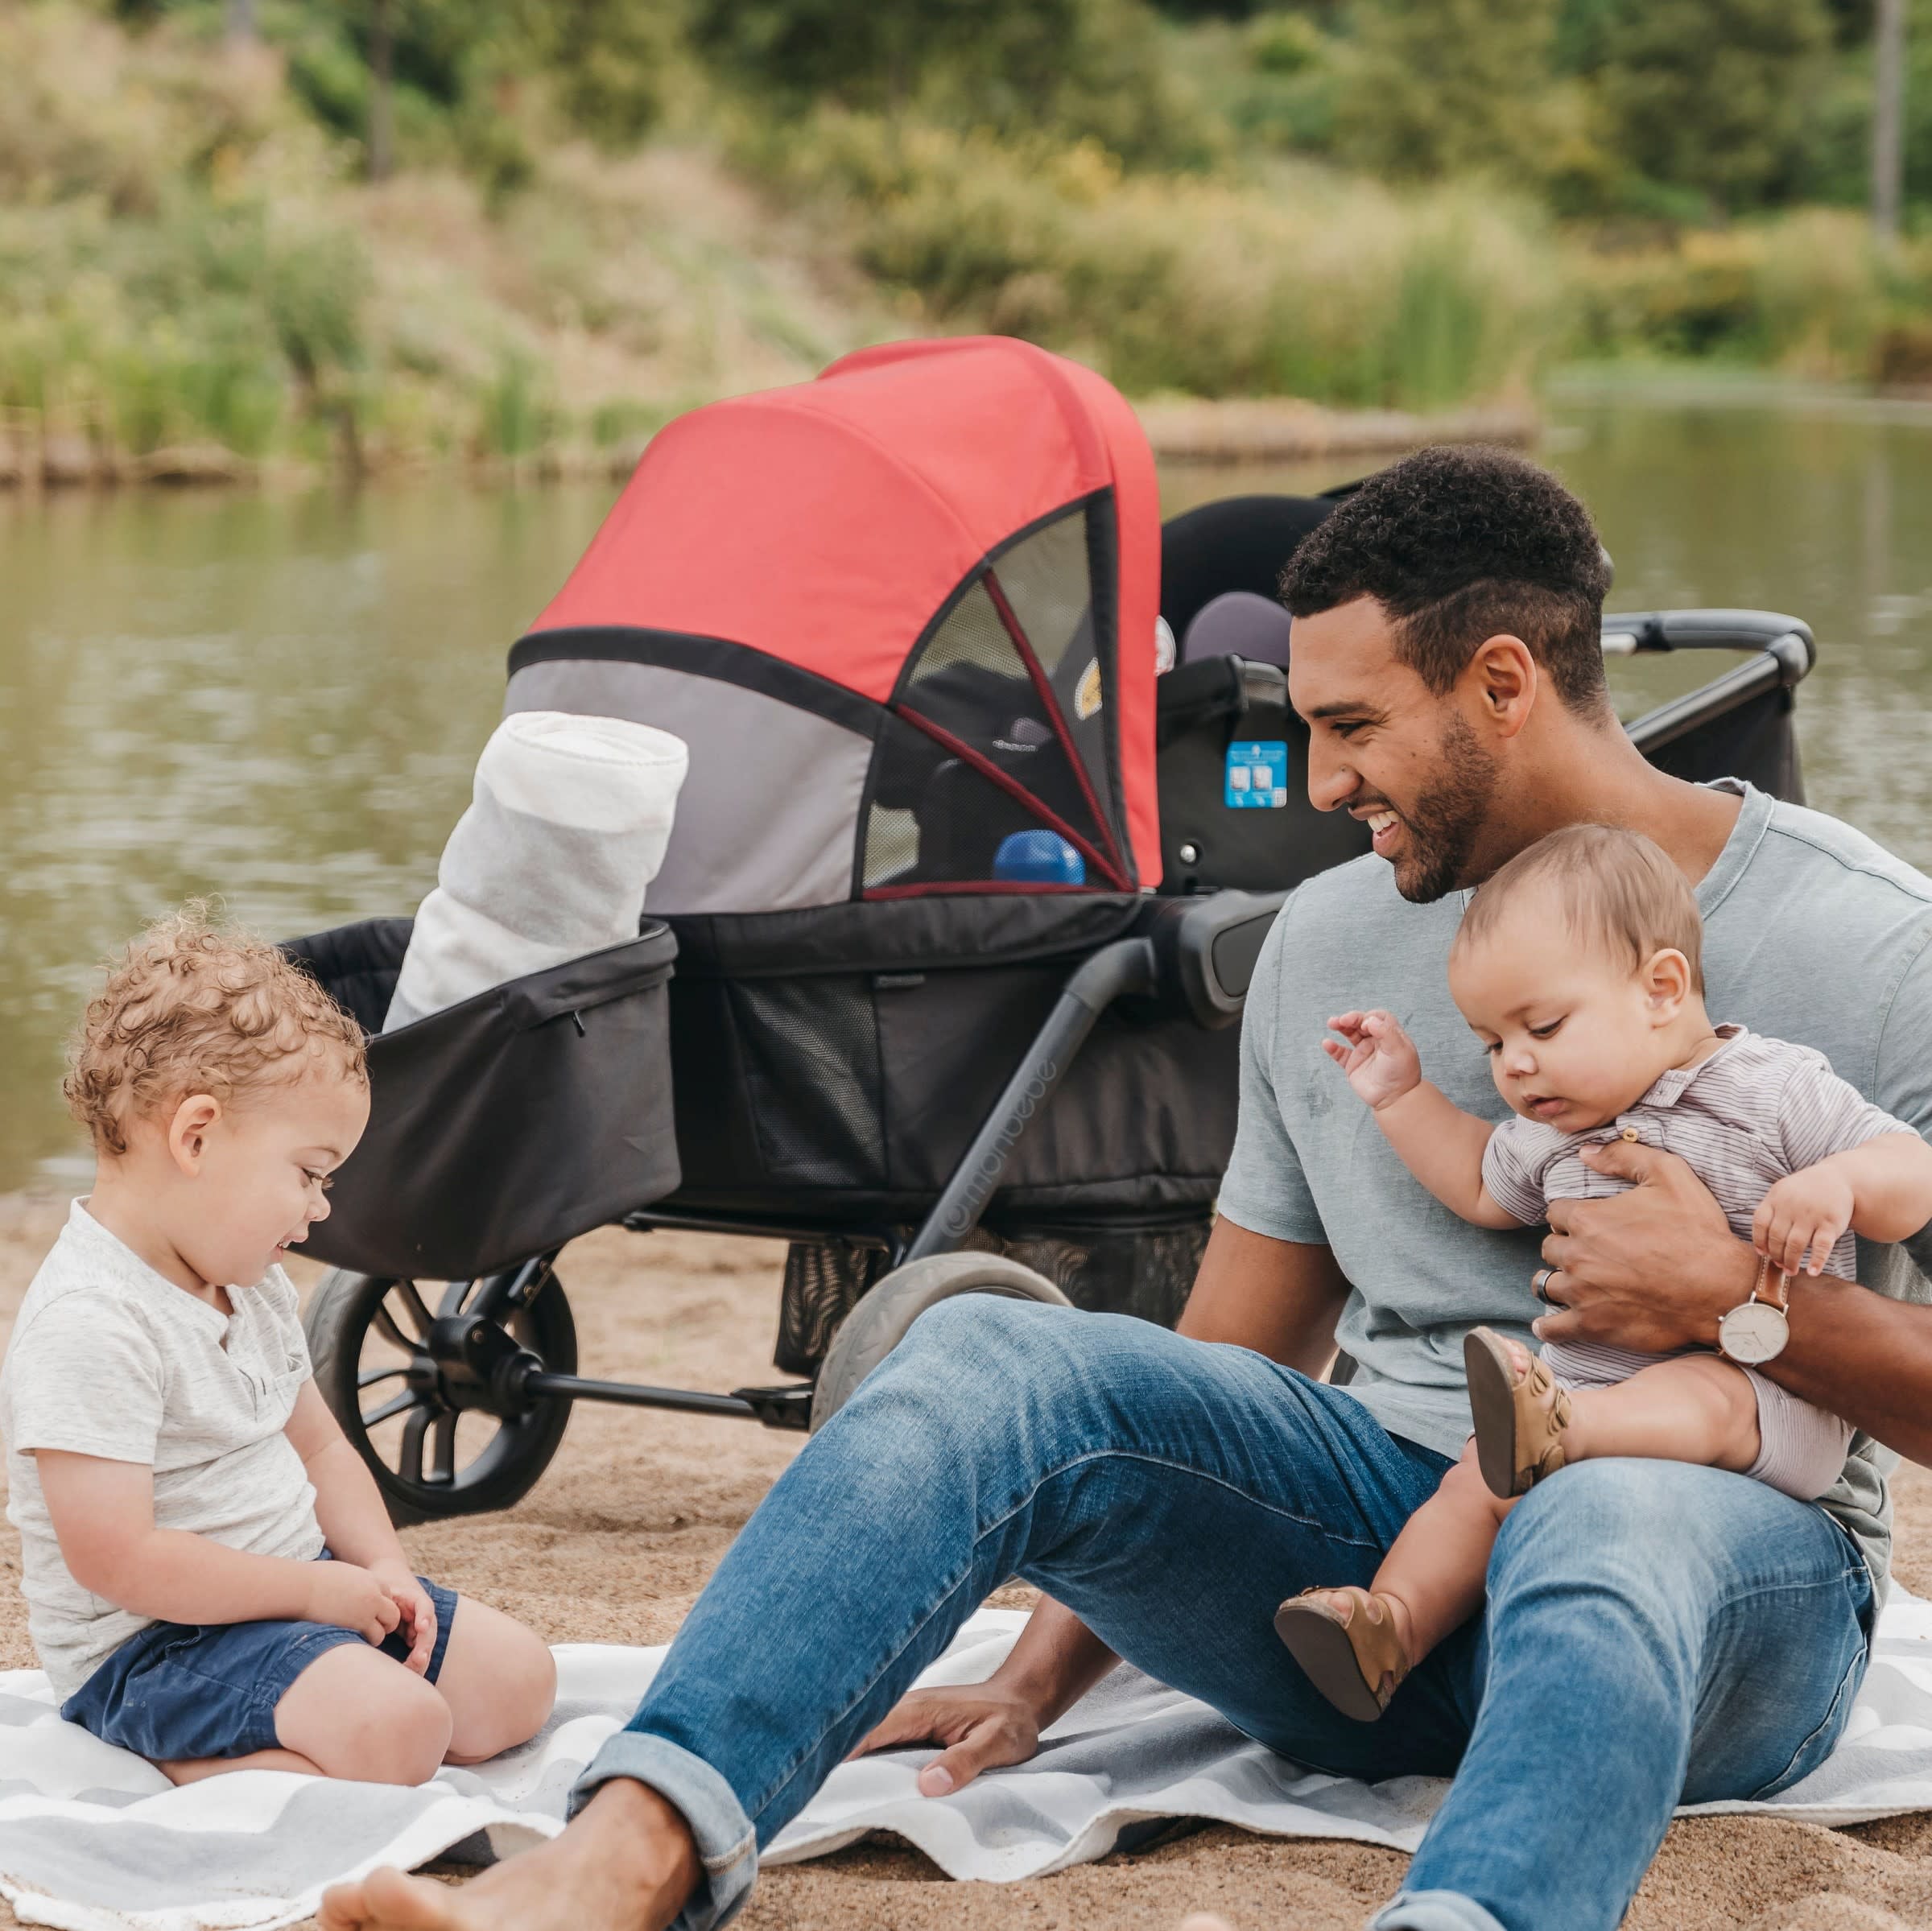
left=1275, top=826, right=1932, bottom=1722
left=0, top=910, right=556, bottom=1783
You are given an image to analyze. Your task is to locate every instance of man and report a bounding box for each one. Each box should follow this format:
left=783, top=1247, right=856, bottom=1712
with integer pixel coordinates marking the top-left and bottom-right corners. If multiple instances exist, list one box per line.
left=322, top=448, right=1932, bottom=1931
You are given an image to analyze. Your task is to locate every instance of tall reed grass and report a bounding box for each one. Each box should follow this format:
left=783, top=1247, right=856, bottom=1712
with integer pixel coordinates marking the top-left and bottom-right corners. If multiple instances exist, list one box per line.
left=759, top=113, right=1561, bottom=409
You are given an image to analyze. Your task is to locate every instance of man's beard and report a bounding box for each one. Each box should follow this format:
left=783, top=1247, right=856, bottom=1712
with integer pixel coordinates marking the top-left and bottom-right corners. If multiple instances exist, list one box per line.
left=1389, top=714, right=1500, bottom=904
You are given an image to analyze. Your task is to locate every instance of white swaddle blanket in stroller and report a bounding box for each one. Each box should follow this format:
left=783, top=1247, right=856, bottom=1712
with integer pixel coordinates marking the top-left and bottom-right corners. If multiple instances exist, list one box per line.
left=385, top=711, right=689, bottom=1032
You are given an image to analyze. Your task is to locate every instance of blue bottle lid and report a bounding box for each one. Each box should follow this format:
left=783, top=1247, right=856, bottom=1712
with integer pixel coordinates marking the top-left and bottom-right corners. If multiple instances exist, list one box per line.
left=993, top=831, right=1086, bottom=885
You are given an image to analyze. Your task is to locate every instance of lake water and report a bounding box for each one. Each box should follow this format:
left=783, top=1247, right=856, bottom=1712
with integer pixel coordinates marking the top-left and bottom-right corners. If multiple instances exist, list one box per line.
left=5, top=390, right=1932, bottom=1194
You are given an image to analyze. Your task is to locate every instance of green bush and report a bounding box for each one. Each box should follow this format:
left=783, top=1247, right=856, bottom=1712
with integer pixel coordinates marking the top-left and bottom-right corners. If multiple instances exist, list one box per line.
left=1585, top=0, right=1837, bottom=215
left=1337, top=0, right=1568, bottom=186
left=698, top=0, right=1214, bottom=167
left=1565, top=211, right=1928, bottom=373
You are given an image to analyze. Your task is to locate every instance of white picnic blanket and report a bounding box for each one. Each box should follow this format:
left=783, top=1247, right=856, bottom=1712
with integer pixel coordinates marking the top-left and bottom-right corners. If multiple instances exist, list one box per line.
left=385, top=710, right=687, bottom=1032
left=6, top=1599, right=1932, bottom=1931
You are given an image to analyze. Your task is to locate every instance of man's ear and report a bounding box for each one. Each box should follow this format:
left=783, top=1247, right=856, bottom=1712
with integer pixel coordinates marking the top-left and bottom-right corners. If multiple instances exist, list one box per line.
left=1641, top=948, right=1692, bottom=1022
left=1467, top=635, right=1538, bottom=740
left=167, top=1095, right=223, bottom=1177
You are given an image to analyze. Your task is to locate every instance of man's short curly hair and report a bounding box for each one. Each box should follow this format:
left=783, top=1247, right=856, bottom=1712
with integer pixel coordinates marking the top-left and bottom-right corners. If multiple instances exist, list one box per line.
left=64, top=905, right=367, bottom=1157
left=1280, top=446, right=1615, bottom=716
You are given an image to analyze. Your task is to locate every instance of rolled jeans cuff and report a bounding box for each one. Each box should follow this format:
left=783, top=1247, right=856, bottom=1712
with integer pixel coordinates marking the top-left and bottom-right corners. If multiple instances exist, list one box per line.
left=1368, top=1889, right=1509, bottom=1931
left=569, top=1731, right=758, bottom=1931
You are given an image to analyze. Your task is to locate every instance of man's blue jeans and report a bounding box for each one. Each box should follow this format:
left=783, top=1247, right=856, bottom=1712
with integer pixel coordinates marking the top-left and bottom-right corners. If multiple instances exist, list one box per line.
left=573, top=1302, right=1874, bottom=1931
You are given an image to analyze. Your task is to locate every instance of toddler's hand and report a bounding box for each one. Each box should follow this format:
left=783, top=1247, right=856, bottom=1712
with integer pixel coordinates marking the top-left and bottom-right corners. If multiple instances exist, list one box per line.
left=306, top=1561, right=404, bottom=1647
left=1324, top=1009, right=1422, bottom=1112
left=370, top=1558, right=439, bottom=1675
left=1753, top=1167, right=1855, bottom=1277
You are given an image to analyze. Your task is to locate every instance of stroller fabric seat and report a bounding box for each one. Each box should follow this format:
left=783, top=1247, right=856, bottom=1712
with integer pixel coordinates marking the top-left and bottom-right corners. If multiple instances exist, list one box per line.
left=1181, top=590, right=1295, bottom=667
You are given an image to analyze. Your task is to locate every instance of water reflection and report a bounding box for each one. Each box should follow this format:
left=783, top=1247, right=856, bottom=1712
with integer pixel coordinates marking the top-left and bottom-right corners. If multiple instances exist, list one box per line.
left=5, top=396, right=1932, bottom=1190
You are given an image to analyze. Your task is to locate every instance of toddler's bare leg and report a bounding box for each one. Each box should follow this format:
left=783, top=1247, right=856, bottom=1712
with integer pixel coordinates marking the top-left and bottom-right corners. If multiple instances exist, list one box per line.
left=1563, top=1355, right=1761, bottom=1475
left=160, top=1747, right=323, bottom=1784
left=1278, top=1446, right=1510, bottom=1718
left=1373, top=1446, right=1513, bottom=1663
left=430, top=1595, right=557, bottom=1763
left=275, top=1642, right=456, bottom=1785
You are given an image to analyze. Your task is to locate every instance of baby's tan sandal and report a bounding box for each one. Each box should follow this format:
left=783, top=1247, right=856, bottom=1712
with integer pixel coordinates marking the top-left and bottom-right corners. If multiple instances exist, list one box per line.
left=1464, top=1325, right=1571, bottom=1499
left=1274, top=1586, right=1412, bottom=1722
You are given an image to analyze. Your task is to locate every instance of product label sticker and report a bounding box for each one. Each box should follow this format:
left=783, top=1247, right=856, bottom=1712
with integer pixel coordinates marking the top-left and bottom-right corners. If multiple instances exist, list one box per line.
left=1074, top=659, right=1103, bottom=720
left=1225, top=740, right=1288, bottom=809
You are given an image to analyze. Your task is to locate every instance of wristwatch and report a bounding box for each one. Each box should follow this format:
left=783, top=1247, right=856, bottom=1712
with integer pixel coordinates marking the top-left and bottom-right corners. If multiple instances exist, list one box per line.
left=1717, top=1257, right=1791, bottom=1365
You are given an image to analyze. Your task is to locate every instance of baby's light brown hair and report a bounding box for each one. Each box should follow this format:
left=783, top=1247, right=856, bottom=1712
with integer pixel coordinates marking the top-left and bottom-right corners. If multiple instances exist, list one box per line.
left=1453, top=823, right=1705, bottom=989
left=64, top=906, right=367, bottom=1157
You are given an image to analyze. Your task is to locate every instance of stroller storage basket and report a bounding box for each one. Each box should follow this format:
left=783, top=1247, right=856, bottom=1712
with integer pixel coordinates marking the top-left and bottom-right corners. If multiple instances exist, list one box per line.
left=658, top=893, right=1238, bottom=1223
left=283, top=918, right=680, bottom=1281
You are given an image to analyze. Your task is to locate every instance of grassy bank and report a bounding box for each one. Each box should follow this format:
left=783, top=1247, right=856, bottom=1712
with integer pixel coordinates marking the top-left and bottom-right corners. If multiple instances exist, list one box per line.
left=0, top=7, right=890, bottom=482
left=6, top=6, right=1932, bottom=485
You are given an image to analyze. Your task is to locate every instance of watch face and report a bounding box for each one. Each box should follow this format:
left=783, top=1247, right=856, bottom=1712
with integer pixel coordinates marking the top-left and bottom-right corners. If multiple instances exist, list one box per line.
left=1719, top=1301, right=1790, bottom=1365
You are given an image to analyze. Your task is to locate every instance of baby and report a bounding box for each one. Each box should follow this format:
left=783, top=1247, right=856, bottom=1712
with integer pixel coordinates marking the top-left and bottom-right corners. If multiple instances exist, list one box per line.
left=1275, top=825, right=1932, bottom=1722
left=0, top=910, right=555, bottom=1783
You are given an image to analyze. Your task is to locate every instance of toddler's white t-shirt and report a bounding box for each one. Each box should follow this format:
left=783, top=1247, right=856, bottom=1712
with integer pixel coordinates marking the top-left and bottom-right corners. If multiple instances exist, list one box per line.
left=0, top=1201, right=324, bottom=1698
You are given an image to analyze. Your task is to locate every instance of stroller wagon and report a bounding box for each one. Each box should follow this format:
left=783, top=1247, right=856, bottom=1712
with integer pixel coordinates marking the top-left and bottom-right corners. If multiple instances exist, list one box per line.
left=287, top=339, right=1819, bottom=1525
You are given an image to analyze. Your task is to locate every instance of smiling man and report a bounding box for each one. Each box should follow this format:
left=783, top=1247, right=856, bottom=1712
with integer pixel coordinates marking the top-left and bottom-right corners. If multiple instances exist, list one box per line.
left=322, top=450, right=1932, bottom=1931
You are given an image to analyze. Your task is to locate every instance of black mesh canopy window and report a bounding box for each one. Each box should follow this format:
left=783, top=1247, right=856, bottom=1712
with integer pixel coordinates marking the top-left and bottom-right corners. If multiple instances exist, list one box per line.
left=862, top=502, right=1129, bottom=893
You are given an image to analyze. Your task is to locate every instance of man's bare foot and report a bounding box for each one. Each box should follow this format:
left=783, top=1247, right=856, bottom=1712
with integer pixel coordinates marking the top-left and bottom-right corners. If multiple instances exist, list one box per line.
left=1179, top=1916, right=1235, bottom=1929
left=317, top=1779, right=700, bottom=1931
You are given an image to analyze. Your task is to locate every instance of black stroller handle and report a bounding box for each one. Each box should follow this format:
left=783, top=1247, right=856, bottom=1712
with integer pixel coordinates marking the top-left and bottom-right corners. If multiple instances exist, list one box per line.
left=904, top=936, right=1160, bottom=1263
left=1601, top=608, right=1815, bottom=667
left=1606, top=609, right=1815, bottom=765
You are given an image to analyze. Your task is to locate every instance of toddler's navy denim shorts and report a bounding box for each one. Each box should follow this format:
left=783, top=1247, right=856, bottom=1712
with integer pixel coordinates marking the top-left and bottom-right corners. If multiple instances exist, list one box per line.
left=60, top=1561, right=458, bottom=1762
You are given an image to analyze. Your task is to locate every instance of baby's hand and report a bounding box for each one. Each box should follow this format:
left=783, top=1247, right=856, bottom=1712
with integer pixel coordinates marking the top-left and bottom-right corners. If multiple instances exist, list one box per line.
left=1753, top=1167, right=1855, bottom=1277
left=306, top=1561, right=404, bottom=1647
left=1324, top=1009, right=1422, bottom=1112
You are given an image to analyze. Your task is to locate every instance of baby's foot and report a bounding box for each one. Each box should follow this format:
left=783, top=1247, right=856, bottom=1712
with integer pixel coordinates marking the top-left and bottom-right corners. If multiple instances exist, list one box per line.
left=1274, top=1586, right=1413, bottom=1722
left=1464, top=1326, right=1571, bottom=1499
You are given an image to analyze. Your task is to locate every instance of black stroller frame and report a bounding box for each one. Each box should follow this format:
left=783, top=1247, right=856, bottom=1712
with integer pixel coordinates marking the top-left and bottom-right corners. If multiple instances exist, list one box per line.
left=295, top=575, right=1816, bottom=1526
left=446, top=895, right=1253, bottom=1413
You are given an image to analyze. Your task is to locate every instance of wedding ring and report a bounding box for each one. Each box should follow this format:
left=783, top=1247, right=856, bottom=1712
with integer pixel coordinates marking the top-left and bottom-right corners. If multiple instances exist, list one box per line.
left=1532, top=1267, right=1557, bottom=1306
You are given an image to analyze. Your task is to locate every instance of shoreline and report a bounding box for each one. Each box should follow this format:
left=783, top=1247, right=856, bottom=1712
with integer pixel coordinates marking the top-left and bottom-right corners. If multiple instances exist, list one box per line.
left=0, top=395, right=1543, bottom=497
left=23, top=369, right=1932, bottom=498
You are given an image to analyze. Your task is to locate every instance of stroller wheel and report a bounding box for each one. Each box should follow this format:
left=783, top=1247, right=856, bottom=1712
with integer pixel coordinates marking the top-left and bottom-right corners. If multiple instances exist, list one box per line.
left=810, top=1252, right=1071, bottom=1433
left=305, top=1266, right=578, bottom=1527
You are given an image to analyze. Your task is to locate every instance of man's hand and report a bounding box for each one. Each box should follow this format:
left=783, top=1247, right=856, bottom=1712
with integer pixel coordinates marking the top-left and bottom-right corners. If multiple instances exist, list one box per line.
left=369, top=1558, right=437, bottom=1672
left=1534, top=1137, right=1758, bottom=1351
left=1753, top=1166, right=1855, bottom=1277
left=1323, top=1010, right=1422, bottom=1112
left=850, top=1681, right=1044, bottom=1797
left=305, top=1561, right=404, bottom=1648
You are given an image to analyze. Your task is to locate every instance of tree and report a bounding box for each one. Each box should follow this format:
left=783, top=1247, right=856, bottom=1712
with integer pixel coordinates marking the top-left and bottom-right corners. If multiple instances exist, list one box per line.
left=692, top=0, right=1206, bottom=164
left=1595, top=0, right=1835, bottom=212
left=367, top=0, right=394, bottom=181
left=1336, top=0, right=1566, bottom=183
left=513, top=0, right=683, bottom=149
left=1873, top=0, right=1905, bottom=241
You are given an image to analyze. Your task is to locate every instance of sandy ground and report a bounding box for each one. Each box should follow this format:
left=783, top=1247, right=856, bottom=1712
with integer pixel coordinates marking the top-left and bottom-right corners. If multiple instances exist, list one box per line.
left=4, top=1194, right=1932, bottom=1929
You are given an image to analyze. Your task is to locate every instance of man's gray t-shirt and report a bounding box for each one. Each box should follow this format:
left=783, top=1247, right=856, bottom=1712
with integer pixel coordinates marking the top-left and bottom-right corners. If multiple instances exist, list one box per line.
left=1218, top=780, right=1932, bottom=1588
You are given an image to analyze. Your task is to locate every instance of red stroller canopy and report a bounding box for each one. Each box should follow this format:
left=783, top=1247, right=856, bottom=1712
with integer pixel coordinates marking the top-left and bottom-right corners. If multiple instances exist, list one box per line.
left=510, top=338, right=1162, bottom=911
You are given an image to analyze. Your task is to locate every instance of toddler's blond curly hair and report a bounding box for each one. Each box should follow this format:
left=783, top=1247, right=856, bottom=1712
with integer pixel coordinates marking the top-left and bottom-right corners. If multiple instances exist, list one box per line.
left=64, top=906, right=367, bottom=1157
